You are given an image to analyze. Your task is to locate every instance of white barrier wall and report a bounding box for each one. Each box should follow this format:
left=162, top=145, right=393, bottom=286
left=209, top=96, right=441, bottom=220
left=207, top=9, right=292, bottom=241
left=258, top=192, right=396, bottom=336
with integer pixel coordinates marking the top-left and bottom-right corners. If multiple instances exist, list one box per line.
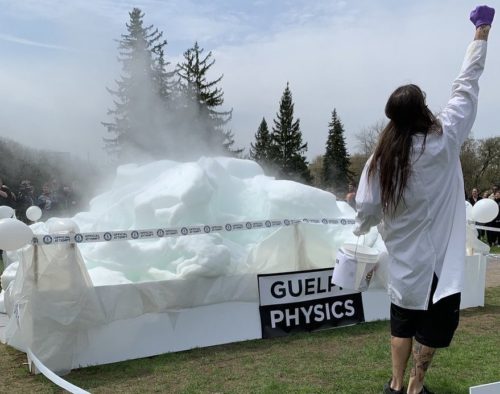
left=69, top=254, right=485, bottom=370
left=0, top=252, right=488, bottom=372
left=461, top=254, right=487, bottom=309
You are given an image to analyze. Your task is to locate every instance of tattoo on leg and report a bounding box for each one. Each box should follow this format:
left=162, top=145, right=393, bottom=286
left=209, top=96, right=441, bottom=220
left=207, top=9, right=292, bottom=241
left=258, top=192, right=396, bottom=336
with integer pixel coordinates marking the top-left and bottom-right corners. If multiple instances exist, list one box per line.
left=410, top=343, right=436, bottom=382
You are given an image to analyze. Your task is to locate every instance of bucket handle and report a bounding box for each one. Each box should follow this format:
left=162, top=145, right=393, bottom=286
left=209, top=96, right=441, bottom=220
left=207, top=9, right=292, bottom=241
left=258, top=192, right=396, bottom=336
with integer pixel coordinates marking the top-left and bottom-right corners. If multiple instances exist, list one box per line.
left=354, top=234, right=365, bottom=259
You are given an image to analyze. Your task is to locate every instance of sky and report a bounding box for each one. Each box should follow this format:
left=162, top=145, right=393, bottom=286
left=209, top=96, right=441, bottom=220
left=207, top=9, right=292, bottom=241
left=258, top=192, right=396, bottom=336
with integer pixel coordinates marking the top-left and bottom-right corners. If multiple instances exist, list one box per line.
left=1, top=0, right=499, bottom=164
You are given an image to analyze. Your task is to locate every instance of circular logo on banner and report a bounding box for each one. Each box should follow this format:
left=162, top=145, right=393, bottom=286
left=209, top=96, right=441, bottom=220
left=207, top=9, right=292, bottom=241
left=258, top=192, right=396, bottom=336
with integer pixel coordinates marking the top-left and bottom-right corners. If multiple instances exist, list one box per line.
left=43, top=235, right=53, bottom=245
left=157, top=229, right=165, bottom=237
left=265, top=220, right=271, bottom=228
left=74, top=234, right=83, bottom=243
left=104, top=232, right=112, bottom=241
left=322, top=218, right=328, bottom=224
left=340, top=219, right=347, bottom=225
left=131, top=231, right=139, bottom=239
left=284, top=219, right=290, bottom=226
left=203, top=225, right=211, bottom=233
left=245, top=222, right=252, bottom=229
left=181, top=227, right=188, bottom=235
left=225, top=224, right=232, bottom=231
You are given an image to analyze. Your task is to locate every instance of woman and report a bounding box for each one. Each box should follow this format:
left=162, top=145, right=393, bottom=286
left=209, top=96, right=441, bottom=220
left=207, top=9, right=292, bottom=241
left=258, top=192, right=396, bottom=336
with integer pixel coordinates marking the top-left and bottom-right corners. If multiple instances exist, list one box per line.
left=353, top=6, right=494, bottom=394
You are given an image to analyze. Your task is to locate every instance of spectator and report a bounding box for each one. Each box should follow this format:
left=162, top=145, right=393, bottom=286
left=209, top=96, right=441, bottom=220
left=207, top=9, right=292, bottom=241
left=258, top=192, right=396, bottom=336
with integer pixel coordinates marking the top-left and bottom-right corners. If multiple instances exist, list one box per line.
left=468, top=188, right=482, bottom=205
left=49, top=178, right=63, bottom=214
left=37, top=183, right=53, bottom=219
left=17, top=180, right=35, bottom=223
left=60, top=184, right=77, bottom=216
left=345, top=183, right=357, bottom=210
left=70, top=180, right=85, bottom=212
left=0, top=176, right=17, bottom=210
left=486, top=190, right=500, bottom=246
left=488, top=184, right=498, bottom=199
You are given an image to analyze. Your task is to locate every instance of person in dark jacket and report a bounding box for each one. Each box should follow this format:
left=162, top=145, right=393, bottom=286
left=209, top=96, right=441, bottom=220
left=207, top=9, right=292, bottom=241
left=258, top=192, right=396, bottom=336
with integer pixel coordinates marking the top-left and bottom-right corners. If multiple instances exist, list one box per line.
left=0, top=176, right=17, bottom=209
left=17, top=180, right=35, bottom=223
left=467, top=188, right=482, bottom=205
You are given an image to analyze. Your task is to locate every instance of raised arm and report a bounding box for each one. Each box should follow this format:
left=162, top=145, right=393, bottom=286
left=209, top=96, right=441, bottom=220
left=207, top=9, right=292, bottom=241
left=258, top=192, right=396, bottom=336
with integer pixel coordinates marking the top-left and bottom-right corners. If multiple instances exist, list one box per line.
left=475, top=24, right=491, bottom=41
left=440, top=6, right=494, bottom=149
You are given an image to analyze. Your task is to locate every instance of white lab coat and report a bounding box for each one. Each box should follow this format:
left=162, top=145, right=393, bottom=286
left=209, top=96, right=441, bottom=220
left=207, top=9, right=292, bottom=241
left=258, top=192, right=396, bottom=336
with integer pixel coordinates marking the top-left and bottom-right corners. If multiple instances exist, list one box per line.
left=354, top=40, right=487, bottom=310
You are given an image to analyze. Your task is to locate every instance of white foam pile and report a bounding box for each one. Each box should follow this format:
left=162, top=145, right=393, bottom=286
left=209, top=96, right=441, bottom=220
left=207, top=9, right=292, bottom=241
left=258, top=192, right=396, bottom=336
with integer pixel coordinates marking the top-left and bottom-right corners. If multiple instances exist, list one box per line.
left=5, top=157, right=373, bottom=287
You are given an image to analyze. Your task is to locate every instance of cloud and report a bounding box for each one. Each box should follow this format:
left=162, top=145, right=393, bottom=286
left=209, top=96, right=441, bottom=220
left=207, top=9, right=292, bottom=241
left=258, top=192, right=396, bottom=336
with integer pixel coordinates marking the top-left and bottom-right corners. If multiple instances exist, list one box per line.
left=212, top=0, right=499, bottom=158
left=0, top=0, right=497, bottom=164
left=0, top=33, right=71, bottom=50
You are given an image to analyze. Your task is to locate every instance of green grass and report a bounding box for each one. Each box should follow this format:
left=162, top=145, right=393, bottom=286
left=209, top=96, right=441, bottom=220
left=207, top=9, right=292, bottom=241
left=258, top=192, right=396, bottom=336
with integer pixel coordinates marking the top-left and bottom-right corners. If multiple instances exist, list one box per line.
left=1, top=287, right=499, bottom=393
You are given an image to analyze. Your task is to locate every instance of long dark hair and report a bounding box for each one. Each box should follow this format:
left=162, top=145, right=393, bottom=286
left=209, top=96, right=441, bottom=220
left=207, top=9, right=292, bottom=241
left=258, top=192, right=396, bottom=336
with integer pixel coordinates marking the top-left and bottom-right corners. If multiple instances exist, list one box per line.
left=368, top=84, right=438, bottom=215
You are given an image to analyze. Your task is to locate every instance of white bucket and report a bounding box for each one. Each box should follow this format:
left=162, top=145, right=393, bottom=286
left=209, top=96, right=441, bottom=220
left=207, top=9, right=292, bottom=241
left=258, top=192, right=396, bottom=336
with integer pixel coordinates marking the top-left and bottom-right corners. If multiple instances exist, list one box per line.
left=331, top=243, right=379, bottom=291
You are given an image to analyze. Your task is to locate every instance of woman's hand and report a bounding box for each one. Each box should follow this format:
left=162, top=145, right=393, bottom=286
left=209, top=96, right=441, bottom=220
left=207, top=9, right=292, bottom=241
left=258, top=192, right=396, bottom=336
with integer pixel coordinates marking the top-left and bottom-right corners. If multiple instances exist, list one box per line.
left=470, top=5, right=495, bottom=27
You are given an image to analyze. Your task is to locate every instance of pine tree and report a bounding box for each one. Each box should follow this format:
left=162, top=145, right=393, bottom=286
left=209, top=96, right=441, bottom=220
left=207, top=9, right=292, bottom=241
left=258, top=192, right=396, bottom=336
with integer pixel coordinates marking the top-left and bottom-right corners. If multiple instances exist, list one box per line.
left=249, top=117, right=272, bottom=166
left=270, top=83, right=312, bottom=183
left=152, top=46, right=178, bottom=106
left=322, top=109, right=353, bottom=194
left=177, top=42, right=241, bottom=155
left=102, top=8, right=175, bottom=161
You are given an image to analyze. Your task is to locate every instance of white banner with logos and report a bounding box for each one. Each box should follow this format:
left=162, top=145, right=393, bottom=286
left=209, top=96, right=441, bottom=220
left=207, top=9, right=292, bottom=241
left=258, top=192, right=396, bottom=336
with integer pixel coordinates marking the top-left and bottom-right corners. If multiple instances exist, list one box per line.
left=32, top=217, right=356, bottom=245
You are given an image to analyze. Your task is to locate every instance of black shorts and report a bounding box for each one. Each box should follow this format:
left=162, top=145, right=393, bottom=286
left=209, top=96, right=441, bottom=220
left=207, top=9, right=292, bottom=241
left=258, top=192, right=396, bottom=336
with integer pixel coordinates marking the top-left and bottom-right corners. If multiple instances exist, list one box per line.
left=390, top=275, right=461, bottom=348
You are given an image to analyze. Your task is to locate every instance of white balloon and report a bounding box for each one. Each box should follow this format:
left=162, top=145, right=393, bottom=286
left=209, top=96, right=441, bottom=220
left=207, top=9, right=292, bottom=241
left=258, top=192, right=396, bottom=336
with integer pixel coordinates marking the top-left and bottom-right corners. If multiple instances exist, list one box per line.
left=0, top=205, right=14, bottom=219
left=0, top=218, right=34, bottom=250
left=472, top=198, right=499, bottom=223
left=26, top=205, right=42, bottom=222
left=465, top=201, right=473, bottom=220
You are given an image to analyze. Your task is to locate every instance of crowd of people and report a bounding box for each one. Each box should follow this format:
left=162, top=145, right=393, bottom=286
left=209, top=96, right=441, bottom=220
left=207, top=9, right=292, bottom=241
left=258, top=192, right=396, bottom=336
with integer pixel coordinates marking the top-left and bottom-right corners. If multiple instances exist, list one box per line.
left=467, top=185, right=500, bottom=246
left=0, top=176, right=81, bottom=223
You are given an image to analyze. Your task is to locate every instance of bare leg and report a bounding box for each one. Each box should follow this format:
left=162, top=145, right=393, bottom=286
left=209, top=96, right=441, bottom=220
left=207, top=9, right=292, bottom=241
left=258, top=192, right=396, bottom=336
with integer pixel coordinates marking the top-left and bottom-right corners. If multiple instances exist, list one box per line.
left=390, top=336, right=412, bottom=391
left=407, top=341, right=436, bottom=394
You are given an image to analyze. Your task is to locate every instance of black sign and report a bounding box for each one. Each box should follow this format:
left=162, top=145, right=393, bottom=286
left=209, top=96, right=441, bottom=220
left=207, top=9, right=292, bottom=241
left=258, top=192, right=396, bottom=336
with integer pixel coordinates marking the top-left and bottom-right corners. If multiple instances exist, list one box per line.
left=258, top=268, right=365, bottom=338
left=259, top=293, right=364, bottom=338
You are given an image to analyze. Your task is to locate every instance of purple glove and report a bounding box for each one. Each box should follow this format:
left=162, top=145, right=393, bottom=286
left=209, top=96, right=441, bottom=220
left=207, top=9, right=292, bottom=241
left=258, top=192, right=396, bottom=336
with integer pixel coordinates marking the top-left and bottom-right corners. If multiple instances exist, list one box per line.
left=470, top=5, right=495, bottom=27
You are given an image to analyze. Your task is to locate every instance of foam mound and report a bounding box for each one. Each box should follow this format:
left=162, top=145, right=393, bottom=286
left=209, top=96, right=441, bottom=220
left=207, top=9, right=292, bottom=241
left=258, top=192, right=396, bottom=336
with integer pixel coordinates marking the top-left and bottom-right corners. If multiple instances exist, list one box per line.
left=29, top=157, right=366, bottom=284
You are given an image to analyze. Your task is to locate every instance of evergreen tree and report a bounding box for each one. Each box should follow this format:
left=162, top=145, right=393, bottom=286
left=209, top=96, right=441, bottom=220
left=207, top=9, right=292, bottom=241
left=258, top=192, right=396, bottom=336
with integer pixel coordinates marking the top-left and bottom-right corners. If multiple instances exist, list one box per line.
left=270, top=83, right=312, bottom=183
left=308, top=155, right=324, bottom=188
left=222, top=130, right=242, bottom=156
left=322, top=109, right=353, bottom=194
left=249, top=117, right=272, bottom=166
left=177, top=42, right=241, bottom=155
left=103, top=8, right=175, bottom=161
left=153, top=46, right=178, bottom=105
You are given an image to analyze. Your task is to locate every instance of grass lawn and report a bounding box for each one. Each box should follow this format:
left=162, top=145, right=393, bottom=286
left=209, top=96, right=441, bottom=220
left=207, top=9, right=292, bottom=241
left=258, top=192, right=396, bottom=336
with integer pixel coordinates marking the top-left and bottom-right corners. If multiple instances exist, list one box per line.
left=1, top=286, right=499, bottom=394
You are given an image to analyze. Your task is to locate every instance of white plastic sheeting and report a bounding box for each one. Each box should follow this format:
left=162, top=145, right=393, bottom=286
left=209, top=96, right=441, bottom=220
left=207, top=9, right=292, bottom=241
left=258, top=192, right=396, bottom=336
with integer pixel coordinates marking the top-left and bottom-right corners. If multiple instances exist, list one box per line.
left=3, top=243, right=104, bottom=374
